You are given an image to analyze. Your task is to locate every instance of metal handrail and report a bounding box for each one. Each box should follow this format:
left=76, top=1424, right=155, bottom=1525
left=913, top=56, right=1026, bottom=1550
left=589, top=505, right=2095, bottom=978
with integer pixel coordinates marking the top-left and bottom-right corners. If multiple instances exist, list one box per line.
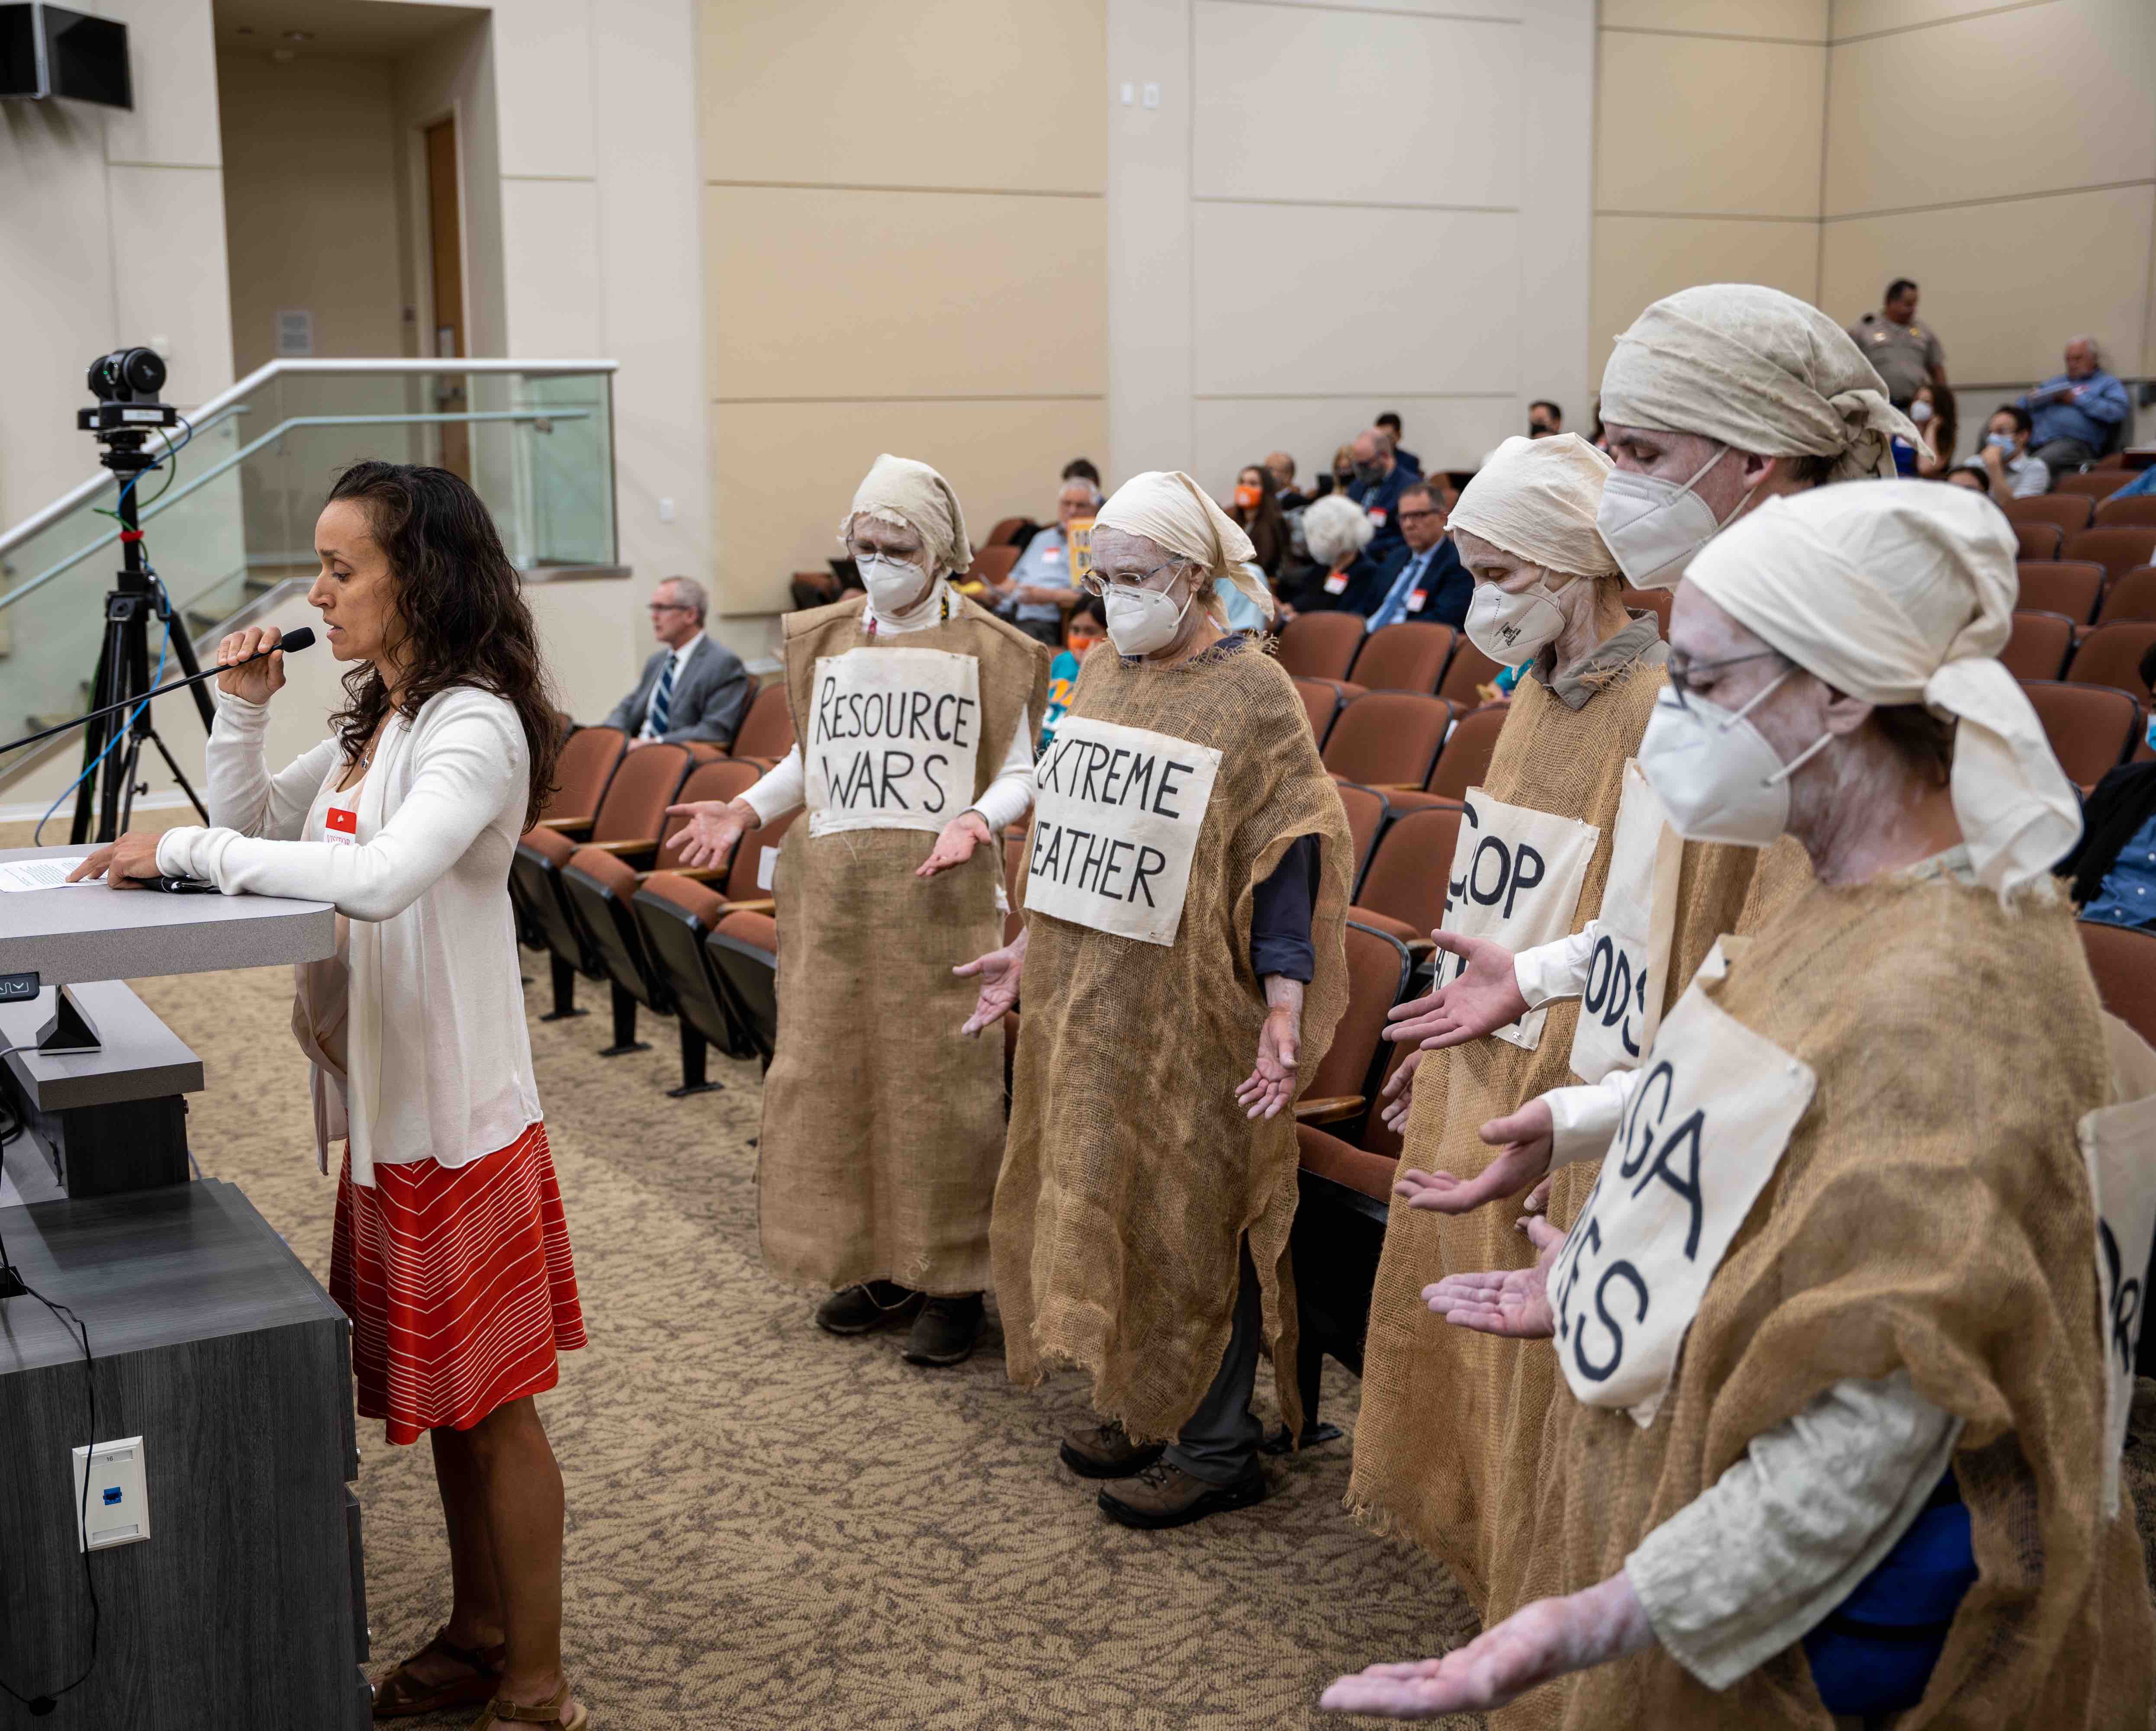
left=0, top=408, right=592, bottom=613
left=0, top=357, right=618, bottom=555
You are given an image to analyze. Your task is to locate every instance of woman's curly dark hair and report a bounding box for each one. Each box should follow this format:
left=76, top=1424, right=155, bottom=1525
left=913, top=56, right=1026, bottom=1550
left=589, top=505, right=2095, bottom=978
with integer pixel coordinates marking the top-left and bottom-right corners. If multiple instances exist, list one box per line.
left=324, top=461, right=562, bottom=828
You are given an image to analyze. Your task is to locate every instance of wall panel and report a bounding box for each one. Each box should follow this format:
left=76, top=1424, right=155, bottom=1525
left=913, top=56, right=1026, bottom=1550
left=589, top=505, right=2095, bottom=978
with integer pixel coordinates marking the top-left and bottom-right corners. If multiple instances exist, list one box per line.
left=1590, top=215, right=1821, bottom=384
left=1194, top=394, right=1519, bottom=491
left=1603, top=0, right=1826, bottom=36
left=1831, top=0, right=2045, bottom=40
left=1821, top=187, right=2154, bottom=384
left=501, top=177, right=605, bottom=358
left=1596, top=32, right=1826, bottom=219
left=714, top=398, right=1108, bottom=596
left=1824, top=0, right=2155, bottom=216
left=1192, top=3, right=1521, bottom=207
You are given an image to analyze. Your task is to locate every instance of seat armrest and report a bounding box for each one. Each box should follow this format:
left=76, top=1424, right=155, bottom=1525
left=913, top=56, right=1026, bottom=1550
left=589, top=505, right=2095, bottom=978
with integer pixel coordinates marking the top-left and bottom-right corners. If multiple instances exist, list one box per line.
left=587, top=837, right=660, bottom=858
left=1405, top=938, right=1435, bottom=959
left=636, top=865, right=724, bottom=885
left=718, top=897, right=776, bottom=916
left=540, top=817, right=594, bottom=837
left=1294, top=1095, right=1366, bottom=1125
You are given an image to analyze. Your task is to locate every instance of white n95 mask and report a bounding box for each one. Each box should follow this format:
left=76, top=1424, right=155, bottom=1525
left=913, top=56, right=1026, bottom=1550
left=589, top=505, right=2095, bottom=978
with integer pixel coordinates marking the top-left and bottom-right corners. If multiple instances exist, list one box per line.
left=1595, top=446, right=1739, bottom=591
left=1637, top=671, right=1830, bottom=847
left=1104, top=577, right=1195, bottom=658
left=1464, top=572, right=1577, bottom=663
left=857, top=553, right=929, bottom=616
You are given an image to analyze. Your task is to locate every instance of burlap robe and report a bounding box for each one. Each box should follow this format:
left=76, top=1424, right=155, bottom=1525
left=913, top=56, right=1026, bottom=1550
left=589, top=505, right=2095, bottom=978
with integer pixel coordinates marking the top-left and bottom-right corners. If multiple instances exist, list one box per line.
left=992, top=637, right=1354, bottom=1443
left=759, top=593, right=1049, bottom=1295
left=1495, top=876, right=2156, bottom=1730
left=1347, top=661, right=1812, bottom=1613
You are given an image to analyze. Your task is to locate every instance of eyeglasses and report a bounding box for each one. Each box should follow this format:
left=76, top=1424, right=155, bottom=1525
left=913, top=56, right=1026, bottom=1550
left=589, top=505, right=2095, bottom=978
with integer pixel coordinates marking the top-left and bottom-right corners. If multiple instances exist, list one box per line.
left=1665, top=649, right=1786, bottom=713
left=1080, top=559, right=1181, bottom=599
left=1397, top=508, right=1441, bottom=524
left=648, top=602, right=692, bottom=615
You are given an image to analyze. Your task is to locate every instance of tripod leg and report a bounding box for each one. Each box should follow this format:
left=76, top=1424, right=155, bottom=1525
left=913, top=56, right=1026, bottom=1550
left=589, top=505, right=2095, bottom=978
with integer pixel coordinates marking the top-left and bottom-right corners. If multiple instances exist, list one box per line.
left=145, top=727, right=209, bottom=824
left=97, top=600, right=150, bottom=843
left=161, top=607, right=216, bottom=731
left=116, top=733, right=147, bottom=833
left=67, top=631, right=118, bottom=846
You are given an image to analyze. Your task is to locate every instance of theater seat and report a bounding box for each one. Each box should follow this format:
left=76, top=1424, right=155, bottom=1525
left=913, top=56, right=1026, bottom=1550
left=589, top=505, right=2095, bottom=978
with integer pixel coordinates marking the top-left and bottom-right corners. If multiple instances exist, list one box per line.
left=2064, top=528, right=2156, bottom=587
left=727, top=682, right=796, bottom=764
left=2002, top=611, right=2076, bottom=682
left=561, top=846, right=675, bottom=1059
left=1437, top=640, right=1505, bottom=708
left=2017, top=561, right=2105, bottom=624
left=2095, top=495, right=2156, bottom=531
left=1620, top=587, right=1673, bottom=635
left=2055, top=472, right=2129, bottom=502
left=654, top=759, right=766, bottom=875
left=1288, top=919, right=1414, bottom=1442
left=512, top=825, right=595, bottom=1020
left=1278, top=611, right=1367, bottom=682
left=1294, top=677, right=1349, bottom=746
left=1331, top=782, right=1390, bottom=889
left=1352, top=804, right=1462, bottom=957
left=705, top=910, right=781, bottom=1071
left=541, top=724, right=626, bottom=829
left=2066, top=621, right=2156, bottom=712
left=2098, top=568, right=2156, bottom=626
left=2023, top=680, right=2144, bottom=791
left=1427, top=702, right=1509, bottom=801
left=1348, top=622, right=1456, bottom=694
left=2002, top=493, right=2094, bottom=537
left=2012, top=520, right=2064, bottom=562
left=1324, top=692, right=1451, bottom=789
left=632, top=872, right=749, bottom=1094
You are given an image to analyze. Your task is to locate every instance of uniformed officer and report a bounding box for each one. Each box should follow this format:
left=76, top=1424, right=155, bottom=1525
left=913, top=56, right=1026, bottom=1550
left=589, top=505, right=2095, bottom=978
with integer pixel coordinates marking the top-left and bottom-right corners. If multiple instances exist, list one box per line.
left=1846, top=276, right=1946, bottom=412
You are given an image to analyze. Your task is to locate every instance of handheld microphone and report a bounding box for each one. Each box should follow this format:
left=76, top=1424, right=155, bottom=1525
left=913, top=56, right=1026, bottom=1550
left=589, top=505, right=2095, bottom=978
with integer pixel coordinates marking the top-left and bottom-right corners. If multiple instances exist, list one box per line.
left=0, top=627, right=317, bottom=760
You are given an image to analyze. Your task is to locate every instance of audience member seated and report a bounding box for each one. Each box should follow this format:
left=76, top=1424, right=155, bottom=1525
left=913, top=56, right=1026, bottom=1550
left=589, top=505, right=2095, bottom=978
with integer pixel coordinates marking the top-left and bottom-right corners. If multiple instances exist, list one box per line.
left=1347, top=427, right=1413, bottom=563
left=1266, top=450, right=1310, bottom=512
left=1229, top=462, right=1291, bottom=578
left=1374, top=411, right=1422, bottom=475
left=1945, top=461, right=1991, bottom=496
left=1040, top=595, right=1105, bottom=750
left=987, top=476, right=1096, bottom=647
left=1909, top=380, right=1960, bottom=477
left=1528, top=399, right=1563, bottom=438
left=1313, top=441, right=1356, bottom=503
left=2057, top=643, right=2156, bottom=928
left=1980, top=405, right=2050, bottom=499
left=2019, top=336, right=2130, bottom=474
left=1845, top=276, right=1946, bottom=412
left=603, top=575, right=750, bottom=749
left=1361, top=479, right=1471, bottom=631
left=1279, top=494, right=1384, bottom=617
left=1061, top=456, right=1101, bottom=488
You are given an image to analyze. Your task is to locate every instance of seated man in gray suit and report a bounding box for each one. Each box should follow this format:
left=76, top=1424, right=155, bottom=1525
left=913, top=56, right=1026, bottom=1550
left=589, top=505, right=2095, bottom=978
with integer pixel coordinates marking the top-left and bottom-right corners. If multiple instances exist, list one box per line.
left=605, top=576, right=751, bottom=749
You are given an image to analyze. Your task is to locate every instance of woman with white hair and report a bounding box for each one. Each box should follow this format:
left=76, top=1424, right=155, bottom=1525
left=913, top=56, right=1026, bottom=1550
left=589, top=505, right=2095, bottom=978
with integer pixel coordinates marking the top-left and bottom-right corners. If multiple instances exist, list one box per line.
left=666, top=454, right=1048, bottom=1368
left=1345, top=435, right=1778, bottom=1618
left=1324, top=483, right=2156, bottom=1728
left=958, top=471, right=1354, bottom=1530
left=1278, top=490, right=1384, bottom=616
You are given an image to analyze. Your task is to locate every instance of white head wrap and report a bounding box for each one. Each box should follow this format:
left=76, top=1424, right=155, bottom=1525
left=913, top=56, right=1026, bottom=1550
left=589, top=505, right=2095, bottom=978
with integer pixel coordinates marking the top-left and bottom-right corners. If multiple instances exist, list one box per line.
left=1448, top=434, right=1620, bottom=578
left=1602, top=284, right=1921, bottom=482
left=836, top=453, right=972, bottom=577
left=1686, top=480, right=2081, bottom=898
left=1094, top=470, right=1272, bottom=622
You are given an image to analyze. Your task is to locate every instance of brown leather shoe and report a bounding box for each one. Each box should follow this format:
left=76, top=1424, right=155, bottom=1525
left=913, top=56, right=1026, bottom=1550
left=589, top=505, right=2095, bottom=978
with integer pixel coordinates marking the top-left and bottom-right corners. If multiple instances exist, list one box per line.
left=1058, top=1419, right=1165, bottom=1480
left=1097, top=1460, right=1267, bottom=1530
left=814, top=1281, right=921, bottom=1336
left=901, top=1293, right=984, bottom=1366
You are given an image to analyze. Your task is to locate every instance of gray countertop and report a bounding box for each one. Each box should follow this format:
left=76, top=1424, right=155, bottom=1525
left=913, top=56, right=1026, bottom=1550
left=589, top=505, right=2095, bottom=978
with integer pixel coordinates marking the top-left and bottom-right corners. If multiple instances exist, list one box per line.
left=0, top=844, right=334, bottom=985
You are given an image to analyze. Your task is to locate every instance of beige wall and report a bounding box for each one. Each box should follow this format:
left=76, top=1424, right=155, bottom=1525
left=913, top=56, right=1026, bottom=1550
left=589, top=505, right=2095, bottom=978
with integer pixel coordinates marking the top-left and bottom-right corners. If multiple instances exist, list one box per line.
left=219, top=50, right=408, bottom=375
left=698, top=0, right=1109, bottom=624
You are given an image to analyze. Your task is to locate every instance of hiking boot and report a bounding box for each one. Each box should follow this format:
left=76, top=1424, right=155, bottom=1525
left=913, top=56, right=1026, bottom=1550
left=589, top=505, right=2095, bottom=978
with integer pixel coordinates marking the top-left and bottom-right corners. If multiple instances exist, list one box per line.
left=901, top=1293, right=985, bottom=1366
left=1097, top=1459, right=1268, bottom=1530
left=1058, top=1419, right=1166, bottom=1481
left=814, top=1281, right=921, bottom=1336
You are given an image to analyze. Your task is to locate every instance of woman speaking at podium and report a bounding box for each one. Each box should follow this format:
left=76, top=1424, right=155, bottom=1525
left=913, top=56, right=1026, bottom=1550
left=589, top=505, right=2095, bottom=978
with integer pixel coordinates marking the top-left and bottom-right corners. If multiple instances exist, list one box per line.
left=72, top=461, right=590, bottom=1730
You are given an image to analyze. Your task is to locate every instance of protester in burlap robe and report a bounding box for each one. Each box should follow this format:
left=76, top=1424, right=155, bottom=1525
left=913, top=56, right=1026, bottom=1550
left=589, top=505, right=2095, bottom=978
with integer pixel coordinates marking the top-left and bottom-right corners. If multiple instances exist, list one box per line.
left=1344, top=437, right=1796, bottom=1611
left=961, top=471, right=1353, bottom=1531
left=1324, top=483, right=2153, bottom=1728
left=666, top=454, right=1047, bottom=1369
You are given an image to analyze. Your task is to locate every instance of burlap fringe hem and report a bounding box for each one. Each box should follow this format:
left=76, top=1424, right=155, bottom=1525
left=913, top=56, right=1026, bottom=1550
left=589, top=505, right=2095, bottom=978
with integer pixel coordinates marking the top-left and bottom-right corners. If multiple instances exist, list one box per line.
left=1341, top=1488, right=1492, bottom=1618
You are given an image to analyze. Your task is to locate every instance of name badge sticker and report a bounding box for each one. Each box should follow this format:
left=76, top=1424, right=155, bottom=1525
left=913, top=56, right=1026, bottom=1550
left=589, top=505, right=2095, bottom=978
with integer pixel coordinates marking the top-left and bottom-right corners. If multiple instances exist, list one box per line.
left=1433, top=788, right=1600, bottom=1051
left=804, top=647, right=983, bottom=838
left=1323, top=571, right=1351, bottom=595
left=1368, top=507, right=1388, bottom=527
left=323, top=804, right=359, bottom=846
left=1406, top=589, right=1428, bottom=614
left=1026, top=715, right=1223, bottom=946
left=1548, top=977, right=1816, bottom=1426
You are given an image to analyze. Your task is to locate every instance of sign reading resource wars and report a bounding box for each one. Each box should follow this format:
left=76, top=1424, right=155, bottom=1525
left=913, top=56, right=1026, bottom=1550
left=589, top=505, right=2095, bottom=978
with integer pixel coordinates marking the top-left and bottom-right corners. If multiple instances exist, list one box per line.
left=1435, top=788, right=1600, bottom=1051
left=2080, top=1014, right=2156, bottom=1516
left=1549, top=952, right=1816, bottom=1426
left=1026, top=714, right=1222, bottom=946
left=1568, top=763, right=1683, bottom=1084
left=804, top=647, right=981, bottom=837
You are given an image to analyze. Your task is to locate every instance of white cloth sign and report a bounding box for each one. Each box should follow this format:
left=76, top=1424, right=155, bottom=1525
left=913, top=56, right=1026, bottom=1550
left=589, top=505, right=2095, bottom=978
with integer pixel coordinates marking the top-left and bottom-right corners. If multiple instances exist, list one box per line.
left=1569, top=763, right=1683, bottom=1083
left=2079, top=1014, right=2156, bottom=1517
left=1025, top=714, right=1222, bottom=946
left=1436, top=788, right=1600, bottom=1051
left=1550, top=956, right=1817, bottom=1425
left=804, top=647, right=982, bottom=837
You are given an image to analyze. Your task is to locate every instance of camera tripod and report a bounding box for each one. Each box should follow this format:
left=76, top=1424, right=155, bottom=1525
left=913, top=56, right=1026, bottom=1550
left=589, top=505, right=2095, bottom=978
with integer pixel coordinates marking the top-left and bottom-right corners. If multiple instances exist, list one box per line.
left=67, top=428, right=212, bottom=845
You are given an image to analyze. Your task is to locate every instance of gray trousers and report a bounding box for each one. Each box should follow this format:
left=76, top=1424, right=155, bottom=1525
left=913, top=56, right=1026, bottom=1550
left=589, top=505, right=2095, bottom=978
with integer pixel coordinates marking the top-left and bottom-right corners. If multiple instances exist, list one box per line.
left=2032, top=436, right=2098, bottom=475
left=1164, top=1240, right=1264, bottom=1485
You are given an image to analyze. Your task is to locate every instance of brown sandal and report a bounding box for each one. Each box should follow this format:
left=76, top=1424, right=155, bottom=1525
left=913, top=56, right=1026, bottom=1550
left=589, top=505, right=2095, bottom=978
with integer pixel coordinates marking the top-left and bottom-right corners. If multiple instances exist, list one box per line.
left=372, top=1627, right=506, bottom=1718
left=472, top=1678, right=588, bottom=1730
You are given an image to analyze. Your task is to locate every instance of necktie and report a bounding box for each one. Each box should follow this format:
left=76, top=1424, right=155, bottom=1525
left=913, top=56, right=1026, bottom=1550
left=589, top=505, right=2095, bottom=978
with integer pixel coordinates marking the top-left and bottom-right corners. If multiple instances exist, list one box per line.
left=1371, top=553, right=1426, bottom=632
left=649, top=653, right=677, bottom=736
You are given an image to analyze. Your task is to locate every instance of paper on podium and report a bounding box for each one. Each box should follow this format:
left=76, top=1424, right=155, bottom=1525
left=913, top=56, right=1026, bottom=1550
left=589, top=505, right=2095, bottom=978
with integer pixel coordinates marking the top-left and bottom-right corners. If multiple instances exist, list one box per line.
left=0, top=856, right=91, bottom=891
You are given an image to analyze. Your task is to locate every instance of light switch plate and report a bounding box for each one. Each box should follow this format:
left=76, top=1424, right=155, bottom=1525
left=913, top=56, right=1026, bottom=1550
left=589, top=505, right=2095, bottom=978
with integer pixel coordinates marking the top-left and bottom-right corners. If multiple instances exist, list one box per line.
left=72, top=1436, right=149, bottom=1551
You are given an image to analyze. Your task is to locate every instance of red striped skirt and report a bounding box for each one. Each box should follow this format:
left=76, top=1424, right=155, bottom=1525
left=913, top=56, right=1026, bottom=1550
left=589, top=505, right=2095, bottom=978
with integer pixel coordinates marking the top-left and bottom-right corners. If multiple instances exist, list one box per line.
left=329, top=1122, right=586, bottom=1445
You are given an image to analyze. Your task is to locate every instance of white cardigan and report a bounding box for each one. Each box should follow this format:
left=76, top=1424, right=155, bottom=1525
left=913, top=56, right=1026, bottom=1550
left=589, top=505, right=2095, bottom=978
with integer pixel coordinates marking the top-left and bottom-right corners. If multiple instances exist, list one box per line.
left=157, top=686, right=542, bottom=1186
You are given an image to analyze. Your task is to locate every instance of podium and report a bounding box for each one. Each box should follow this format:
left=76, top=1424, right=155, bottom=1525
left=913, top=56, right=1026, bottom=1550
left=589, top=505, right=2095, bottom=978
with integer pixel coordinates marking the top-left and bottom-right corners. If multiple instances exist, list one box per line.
left=0, top=849, right=370, bottom=1730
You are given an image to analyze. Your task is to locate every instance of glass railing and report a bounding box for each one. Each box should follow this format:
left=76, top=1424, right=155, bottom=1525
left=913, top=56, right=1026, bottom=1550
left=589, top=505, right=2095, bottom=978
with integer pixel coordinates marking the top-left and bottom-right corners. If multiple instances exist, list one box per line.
left=0, top=359, right=617, bottom=787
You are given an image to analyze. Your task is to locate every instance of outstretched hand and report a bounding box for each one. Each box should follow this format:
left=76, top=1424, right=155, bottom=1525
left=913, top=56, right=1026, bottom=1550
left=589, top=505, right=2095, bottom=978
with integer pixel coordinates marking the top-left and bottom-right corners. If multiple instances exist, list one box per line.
left=663, top=799, right=752, bottom=871
left=1235, top=1006, right=1302, bottom=1121
left=1383, top=931, right=1529, bottom=1051
left=1421, top=1215, right=1567, bottom=1337
left=1392, top=1098, right=1553, bottom=1216
left=955, top=936, right=1024, bottom=1036
left=917, top=811, right=991, bottom=879
left=1378, top=1046, right=1422, bottom=1134
left=1318, top=1574, right=1653, bottom=1718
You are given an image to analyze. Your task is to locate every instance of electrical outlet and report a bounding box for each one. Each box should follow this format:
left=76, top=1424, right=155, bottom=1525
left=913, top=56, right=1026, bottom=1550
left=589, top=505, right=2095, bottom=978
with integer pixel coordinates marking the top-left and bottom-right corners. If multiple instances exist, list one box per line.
left=71, top=1437, right=148, bottom=1551
left=658, top=496, right=676, bottom=523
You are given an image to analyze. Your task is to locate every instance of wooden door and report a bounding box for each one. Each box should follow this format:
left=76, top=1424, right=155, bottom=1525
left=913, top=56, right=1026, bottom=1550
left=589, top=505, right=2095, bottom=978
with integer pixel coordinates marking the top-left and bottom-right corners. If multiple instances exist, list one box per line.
left=424, top=118, right=469, bottom=477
